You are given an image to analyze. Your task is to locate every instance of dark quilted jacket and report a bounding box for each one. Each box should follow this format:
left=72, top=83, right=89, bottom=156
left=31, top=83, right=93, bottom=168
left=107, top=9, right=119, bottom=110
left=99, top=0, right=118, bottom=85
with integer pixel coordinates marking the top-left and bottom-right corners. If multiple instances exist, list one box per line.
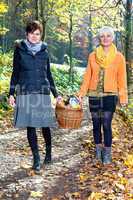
left=9, top=40, right=58, bottom=98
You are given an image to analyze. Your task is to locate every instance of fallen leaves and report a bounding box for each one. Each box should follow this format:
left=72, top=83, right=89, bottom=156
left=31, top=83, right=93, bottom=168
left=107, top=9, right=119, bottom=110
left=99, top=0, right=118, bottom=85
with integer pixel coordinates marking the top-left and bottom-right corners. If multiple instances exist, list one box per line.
left=71, top=192, right=81, bottom=198
left=79, top=172, right=89, bottom=183
left=27, top=169, right=36, bottom=176
left=0, top=191, right=4, bottom=199
left=124, top=154, right=133, bottom=169
left=88, top=192, right=104, bottom=200
left=30, top=191, right=43, bottom=198
left=20, top=163, right=31, bottom=169
left=115, top=182, right=125, bottom=191
left=0, top=104, right=133, bottom=200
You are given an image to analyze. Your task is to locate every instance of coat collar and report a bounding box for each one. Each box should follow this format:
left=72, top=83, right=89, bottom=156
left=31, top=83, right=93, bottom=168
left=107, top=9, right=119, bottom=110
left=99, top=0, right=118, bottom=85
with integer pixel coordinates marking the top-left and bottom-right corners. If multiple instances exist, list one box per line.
left=14, top=39, right=47, bottom=53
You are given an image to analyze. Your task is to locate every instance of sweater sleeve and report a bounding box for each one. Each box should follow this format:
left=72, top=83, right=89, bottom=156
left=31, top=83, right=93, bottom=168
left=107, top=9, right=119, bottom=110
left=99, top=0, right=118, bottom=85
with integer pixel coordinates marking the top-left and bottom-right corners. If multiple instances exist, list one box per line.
left=77, top=55, right=92, bottom=97
left=9, top=47, right=20, bottom=97
left=47, top=57, right=58, bottom=98
left=117, top=53, right=128, bottom=104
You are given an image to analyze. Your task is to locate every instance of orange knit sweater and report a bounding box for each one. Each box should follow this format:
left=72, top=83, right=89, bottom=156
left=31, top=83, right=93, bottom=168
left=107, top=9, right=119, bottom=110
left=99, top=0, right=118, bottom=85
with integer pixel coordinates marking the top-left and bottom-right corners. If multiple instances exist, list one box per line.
left=78, top=51, right=128, bottom=104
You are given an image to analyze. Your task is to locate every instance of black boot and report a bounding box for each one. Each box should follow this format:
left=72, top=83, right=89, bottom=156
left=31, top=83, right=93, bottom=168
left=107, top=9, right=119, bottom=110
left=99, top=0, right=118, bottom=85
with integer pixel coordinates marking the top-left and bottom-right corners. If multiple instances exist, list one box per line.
left=27, top=127, right=41, bottom=173
left=44, top=146, right=52, bottom=164
left=42, top=127, right=52, bottom=165
left=32, top=150, right=41, bottom=173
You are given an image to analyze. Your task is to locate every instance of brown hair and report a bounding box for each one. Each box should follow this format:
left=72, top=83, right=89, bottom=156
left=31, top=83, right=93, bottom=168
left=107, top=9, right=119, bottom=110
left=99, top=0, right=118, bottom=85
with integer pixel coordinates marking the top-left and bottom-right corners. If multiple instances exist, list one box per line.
left=25, top=20, right=43, bottom=34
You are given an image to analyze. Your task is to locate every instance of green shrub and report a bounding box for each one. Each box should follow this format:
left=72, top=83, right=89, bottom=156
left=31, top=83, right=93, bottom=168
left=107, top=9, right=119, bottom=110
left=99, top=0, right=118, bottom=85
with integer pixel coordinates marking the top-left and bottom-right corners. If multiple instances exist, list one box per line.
left=51, top=64, right=82, bottom=95
left=0, top=51, right=12, bottom=79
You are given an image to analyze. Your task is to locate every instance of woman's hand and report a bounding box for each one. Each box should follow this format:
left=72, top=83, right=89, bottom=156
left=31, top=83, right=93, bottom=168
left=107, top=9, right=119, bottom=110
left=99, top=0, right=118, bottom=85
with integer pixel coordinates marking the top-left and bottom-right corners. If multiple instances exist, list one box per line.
left=56, top=95, right=63, bottom=104
left=8, top=95, right=16, bottom=107
left=77, top=96, right=82, bottom=104
left=75, top=94, right=83, bottom=105
left=120, top=103, right=128, bottom=108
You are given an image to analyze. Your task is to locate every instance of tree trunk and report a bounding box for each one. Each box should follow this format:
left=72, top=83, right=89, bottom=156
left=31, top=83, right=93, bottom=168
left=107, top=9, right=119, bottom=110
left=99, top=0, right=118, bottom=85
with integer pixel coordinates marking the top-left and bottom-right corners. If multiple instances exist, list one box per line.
left=35, top=0, right=39, bottom=20
left=88, top=12, right=93, bottom=54
left=68, top=12, right=73, bottom=84
left=125, top=0, right=133, bottom=96
left=42, top=19, right=46, bottom=41
left=40, top=0, right=47, bottom=41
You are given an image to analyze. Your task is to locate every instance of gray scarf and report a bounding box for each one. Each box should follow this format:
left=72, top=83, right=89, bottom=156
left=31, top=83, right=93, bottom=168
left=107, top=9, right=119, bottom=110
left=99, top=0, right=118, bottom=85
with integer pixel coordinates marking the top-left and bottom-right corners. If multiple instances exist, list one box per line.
left=24, top=39, right=42, bottom=54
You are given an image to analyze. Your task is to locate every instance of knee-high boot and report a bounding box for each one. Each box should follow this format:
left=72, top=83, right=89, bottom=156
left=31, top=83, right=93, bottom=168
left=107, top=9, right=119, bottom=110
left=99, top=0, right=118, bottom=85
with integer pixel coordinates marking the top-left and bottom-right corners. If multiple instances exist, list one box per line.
left=27, top=127, right=40, bottom=172
left=42, top=127, right=52, bottom=164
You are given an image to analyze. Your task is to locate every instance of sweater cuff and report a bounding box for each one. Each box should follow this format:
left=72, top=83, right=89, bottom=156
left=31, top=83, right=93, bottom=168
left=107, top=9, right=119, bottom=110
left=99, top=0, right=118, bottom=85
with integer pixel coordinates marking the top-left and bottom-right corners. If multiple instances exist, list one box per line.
left=52, top=91, right=58, bottom=98
left=9, top=86, right=15, bottom=97
left=51, top=88, right=58, bottom=98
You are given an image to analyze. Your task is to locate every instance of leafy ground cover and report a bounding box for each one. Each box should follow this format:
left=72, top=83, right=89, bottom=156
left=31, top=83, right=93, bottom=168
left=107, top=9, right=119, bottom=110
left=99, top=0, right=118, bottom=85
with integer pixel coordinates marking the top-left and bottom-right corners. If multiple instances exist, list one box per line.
left=0, top=99, right=132, bottom=200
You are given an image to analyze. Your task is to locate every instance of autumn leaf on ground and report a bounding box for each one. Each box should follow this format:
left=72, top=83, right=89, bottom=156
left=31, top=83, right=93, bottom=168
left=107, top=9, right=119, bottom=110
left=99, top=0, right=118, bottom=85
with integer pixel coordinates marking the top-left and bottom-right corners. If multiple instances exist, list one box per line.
left=88, top=192, right=104, bottom=200
left=128, top=193, right=133, bottom=198
left=20, top=162, right=31, bottom=169
left=124, top=154, right=133, bottom=169
left=79, top=173, right=89, bottom=182
left=80, top=151, right=88, bottom=158
left=115, top=182, right=125, bottom=191
left=71, top=192, right=80, bottom=198
left=119, top=177, right=128, bottom=185
left=30, top=191, right=43, bottom=198
left=0, top=191, right=4, bottom=198
left=27, top=170, right=36, bottom=176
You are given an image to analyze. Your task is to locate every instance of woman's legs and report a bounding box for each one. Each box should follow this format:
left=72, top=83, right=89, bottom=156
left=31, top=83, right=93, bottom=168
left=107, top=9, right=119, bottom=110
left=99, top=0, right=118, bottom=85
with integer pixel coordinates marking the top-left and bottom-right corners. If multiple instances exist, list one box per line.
left=42, top=127, right=52, bottom=164
left=27, top=127, right=38, bottom=152
left=102, top=111, right=114, bottom=164
left=102, top=111, right=114, bottom=147
left=91, top=111, right=103, bottom=161
left=91, top=111, right=102, bottom=145
left=27, top=127, right=40, bottom=172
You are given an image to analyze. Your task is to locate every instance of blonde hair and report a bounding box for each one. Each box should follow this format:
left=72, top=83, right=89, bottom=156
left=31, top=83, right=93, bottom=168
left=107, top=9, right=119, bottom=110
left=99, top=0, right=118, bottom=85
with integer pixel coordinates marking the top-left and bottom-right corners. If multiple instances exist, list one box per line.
left=98, top=26, right=115, bottom=41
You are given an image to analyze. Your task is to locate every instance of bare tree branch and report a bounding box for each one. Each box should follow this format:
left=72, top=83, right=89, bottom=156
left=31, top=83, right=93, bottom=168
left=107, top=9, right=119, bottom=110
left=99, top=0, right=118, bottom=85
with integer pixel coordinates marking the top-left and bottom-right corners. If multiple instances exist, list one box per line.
left=89, top=0, right=122, bottom=12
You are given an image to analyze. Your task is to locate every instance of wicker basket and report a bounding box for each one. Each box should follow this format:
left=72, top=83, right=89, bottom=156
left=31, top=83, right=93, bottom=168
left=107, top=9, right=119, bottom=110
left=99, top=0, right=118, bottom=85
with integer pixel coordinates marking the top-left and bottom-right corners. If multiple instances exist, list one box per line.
left=55, top=103, right=83, bottom=129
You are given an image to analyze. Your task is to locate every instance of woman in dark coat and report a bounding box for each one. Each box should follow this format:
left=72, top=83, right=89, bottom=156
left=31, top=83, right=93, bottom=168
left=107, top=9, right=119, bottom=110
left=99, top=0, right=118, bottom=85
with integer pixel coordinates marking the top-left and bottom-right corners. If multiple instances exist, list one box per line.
left=8, top=21, right=59, bottom=173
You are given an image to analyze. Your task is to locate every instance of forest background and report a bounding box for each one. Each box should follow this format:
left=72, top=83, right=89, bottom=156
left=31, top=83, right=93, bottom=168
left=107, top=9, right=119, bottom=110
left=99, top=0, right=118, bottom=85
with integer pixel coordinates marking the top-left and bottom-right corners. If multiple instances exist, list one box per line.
left=0, top=0, right=132, bottom=131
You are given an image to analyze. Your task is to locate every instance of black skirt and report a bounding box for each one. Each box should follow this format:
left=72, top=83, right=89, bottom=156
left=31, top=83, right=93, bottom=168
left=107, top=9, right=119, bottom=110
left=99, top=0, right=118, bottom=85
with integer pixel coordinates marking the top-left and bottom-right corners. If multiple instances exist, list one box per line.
left=89, top=95, right=118, bottom=112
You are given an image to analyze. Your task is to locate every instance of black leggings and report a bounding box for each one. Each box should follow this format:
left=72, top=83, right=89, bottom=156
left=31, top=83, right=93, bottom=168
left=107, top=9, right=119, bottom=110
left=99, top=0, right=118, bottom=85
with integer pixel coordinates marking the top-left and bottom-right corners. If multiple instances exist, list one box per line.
left=27, top=127, right=51, bottom=152
left=91, top=111, right=114, bottom=147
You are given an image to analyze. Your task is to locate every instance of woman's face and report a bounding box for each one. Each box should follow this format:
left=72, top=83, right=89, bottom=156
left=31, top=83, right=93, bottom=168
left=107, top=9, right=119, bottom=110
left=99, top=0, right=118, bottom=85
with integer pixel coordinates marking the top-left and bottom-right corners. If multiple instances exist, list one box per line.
left=99, top=32, right=113, bottom=47
left=27, top=29, right=42, bottom=44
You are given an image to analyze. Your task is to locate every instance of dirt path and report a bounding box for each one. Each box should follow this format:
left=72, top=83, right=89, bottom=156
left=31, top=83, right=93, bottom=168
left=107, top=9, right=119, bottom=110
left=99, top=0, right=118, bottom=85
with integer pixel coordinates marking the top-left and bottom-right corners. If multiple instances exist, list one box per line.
left=0, top=100, right=132, bottom=200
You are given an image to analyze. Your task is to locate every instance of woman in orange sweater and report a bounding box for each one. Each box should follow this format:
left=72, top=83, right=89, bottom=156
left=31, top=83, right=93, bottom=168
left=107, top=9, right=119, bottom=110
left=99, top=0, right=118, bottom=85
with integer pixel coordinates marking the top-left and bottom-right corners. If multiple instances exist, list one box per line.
left=77, top=26, right=128, bottom=164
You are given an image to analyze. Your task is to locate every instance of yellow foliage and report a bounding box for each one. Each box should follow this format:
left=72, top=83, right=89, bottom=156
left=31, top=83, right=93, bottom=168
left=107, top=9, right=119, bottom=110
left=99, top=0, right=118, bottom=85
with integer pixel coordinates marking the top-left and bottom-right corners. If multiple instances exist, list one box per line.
left=30, top=191, right=43, bottom=198
left=20, top=9, right=32, bottom=18
left=124, top=154, right=133, bottom=169
left=119, top=177, right=128, bottom=185
left=0, top=2, right=8, bottom=14
left=88, top=192, right=104, bottom=200
left=0, top=53, right=12, bottom=66
left=79, top=172, right=88, bottom=182
left=0, top=27, right=9, bottom=35
left=0, top=80, right=9, bottom=94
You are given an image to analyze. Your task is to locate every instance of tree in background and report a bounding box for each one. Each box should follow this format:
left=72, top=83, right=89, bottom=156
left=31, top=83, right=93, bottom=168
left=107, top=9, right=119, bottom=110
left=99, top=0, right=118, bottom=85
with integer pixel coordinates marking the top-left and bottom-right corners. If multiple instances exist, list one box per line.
left=125, top=0, right=133, bottom=95
left=0, top=0, right=132, bottom=88
left=0, top=2, right=8, bottom=51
